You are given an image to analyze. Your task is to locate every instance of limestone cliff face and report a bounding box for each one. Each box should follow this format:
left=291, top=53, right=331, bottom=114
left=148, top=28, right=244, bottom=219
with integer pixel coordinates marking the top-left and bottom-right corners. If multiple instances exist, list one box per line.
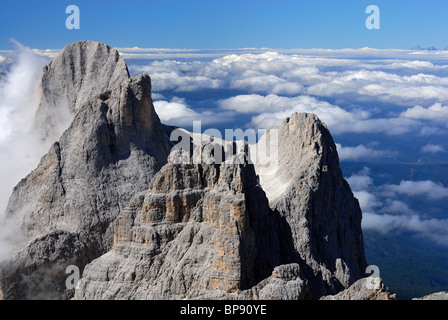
left=255, top=113, right=367, bottom=297
left=76, top=154, right=262, bottom=299
left=1, top=41, right=367, bottom=300
left=75, top=147, right=311, bottom=299
left=0, top=41, right=172, bottom=299
left=75, top=114, right=367, bottom=300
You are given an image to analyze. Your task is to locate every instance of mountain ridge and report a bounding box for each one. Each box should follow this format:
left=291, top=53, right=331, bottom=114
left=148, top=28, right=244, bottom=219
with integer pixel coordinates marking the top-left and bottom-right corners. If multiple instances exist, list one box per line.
left=1, top=40, right=389, bottom=300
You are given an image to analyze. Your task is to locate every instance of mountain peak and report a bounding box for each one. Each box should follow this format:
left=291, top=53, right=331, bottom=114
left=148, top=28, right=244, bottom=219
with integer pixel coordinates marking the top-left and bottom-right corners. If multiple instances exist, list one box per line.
left=35, top=41, right=130, bottom=140
left=1, top=41, right=367, bottom=300
left=0, top=41, right=172, bottom=299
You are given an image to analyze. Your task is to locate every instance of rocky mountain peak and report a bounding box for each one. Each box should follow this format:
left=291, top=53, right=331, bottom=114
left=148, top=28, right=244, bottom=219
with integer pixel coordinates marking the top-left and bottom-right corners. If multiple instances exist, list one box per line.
left=35, top=41, right=130, bottom=140
left=1, top=41, right=369, bottom=300
left=0, top=41, right=172, bottom=299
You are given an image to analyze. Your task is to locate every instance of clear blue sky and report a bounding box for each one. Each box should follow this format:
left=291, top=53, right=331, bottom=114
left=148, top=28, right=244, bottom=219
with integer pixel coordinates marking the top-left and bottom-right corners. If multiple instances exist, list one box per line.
left=0, top=0, right=447, bottom=50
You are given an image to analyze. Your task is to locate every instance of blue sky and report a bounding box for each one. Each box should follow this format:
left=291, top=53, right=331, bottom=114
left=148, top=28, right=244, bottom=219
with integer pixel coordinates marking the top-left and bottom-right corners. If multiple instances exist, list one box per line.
left=0, top=0, right=447, bottom=50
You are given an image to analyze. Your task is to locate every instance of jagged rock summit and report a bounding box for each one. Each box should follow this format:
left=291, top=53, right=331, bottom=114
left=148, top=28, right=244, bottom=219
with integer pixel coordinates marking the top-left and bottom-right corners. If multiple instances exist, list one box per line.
left=1, top=41, right=368, bottom=300
left=0, top=40, right=172, bottom=299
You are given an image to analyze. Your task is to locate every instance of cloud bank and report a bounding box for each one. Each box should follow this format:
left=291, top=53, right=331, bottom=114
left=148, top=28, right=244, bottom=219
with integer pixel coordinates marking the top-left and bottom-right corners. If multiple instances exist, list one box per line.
left=125, top=49, right=448, bottom=141
left=336, top=143, right=388, bottom=161
left=421, top=143, right=445, bottom=153
left=0, top=42, right=55, bottom=261
left=347, top=168, right=448, bottom=246
left=382, top=180, right=448, bottom=200
left=153, top=97, right=234, bottom=127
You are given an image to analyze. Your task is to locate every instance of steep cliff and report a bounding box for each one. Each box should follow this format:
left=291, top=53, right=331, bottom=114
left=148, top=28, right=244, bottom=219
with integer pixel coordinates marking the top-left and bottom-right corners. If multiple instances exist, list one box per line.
left=254, top=113, right=367, bottom=297
left=75, top=113, right=367, bottom=300
left=1, top=41, right=367, bottom=300
left=0, top=41, right=172, bottom=299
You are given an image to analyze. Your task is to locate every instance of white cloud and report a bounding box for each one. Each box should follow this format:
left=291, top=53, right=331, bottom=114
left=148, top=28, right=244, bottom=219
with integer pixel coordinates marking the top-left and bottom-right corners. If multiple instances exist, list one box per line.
left=151, top=92, right=166, bottom=100
left=334, top=117, right=421, bottom=135
left=30, top=48, right=60, bottom=59
left=127, top=49, right=448, bottom=108
left=123, top=49, right=448, bottom=141
left=346, top=172, right=373, bottom=192
left=400, top=103, right=448, bottom=120
left=383, top=180, right=448, bottom=200
left=154, top=100, right=198, bottom=123
left=354, top=190, right=382, bottom=213
left=421, top=143, right=445, bottom=153
left=336, top=143, right=387, bottom=161
left=345, top=168, right=448, bottom=246
left=230, top=72, right=303, bottom=95
left=305, top=68, right=448, bottom=105
left=362, top=212, right=448, bottom=246
left=219, top=94, right=362, bottom=131
left=379, top=199, right=417, bottom=216
left=219, top=93, right=425, bottom=135
left=0, top=41, right=55, bottom=261
left=224, top=94, right=420, bottom=135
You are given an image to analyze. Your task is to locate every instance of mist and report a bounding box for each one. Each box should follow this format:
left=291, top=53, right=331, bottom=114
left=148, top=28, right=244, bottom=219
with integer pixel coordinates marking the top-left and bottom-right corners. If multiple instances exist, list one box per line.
left=0, top=41, right=61, bottom=261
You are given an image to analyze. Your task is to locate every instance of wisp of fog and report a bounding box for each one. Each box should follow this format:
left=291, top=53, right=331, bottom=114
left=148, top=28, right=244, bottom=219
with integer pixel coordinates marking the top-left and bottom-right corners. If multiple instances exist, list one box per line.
left=0, top=40, right=57, bottom=261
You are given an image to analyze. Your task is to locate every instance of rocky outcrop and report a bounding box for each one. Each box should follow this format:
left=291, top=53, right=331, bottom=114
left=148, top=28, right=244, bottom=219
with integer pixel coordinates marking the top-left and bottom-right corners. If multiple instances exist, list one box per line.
left=0, top=41, right=172, bottom=299
left=253, top=113, right=367, bottom=297
left=75, top=143, right=313, bottom=299
left=2, top=40, right=368, bottom=300
left=35, top=41, right=129, bottom=140
left=413, top=292, right=448, bottom=300
left=75, top=150, right=274, bottom=299
left=320, top=277, right=397, bottom=300
left=75, top=113, right=367, bottom=300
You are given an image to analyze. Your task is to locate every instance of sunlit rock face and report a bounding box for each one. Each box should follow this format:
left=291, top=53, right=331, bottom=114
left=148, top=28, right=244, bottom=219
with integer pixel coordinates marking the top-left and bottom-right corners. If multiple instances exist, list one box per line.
left=1, top=41, right=367, bottom=300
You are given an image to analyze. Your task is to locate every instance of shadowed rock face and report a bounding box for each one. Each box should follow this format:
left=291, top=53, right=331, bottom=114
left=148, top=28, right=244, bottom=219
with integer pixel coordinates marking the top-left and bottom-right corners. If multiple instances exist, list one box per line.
left=1, top=41, right=367, bottom=300
left=257, top=113, right=367, bottom=297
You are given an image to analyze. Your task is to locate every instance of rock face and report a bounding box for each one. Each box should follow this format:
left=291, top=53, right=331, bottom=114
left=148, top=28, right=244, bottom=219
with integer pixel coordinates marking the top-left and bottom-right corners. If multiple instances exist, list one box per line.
left=320, top=277, right=397, bottom=300
left=75, top=151, right=275, bottom=299
left=35, top=41, right=130, bottom=139
left=0, top=41, right=172, bottom=299
left=254, top=113, right=367, bottom=297
left=1, top=40, right=368, bottom=300
left=413, top=292, right=448, bottom=300
left=75, top=113, right=367, bottom=300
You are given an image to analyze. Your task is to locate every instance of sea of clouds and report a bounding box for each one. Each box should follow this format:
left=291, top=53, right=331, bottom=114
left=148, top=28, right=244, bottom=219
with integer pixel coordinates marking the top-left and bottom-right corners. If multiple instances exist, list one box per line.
left=1, top=43, right=448, bottom=261
left=122, top=46, right=448, bottom=246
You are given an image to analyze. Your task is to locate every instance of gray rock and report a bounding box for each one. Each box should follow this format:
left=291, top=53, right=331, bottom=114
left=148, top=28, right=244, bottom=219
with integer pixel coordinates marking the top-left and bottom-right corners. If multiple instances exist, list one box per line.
left=75, top=150, right=282, bottom=299
left=252, top=264, right=311, bottom=300
left=320, top=277, right=397, bottom=300
left=35, top=40, right=129, bottom=140
left=0, top=230, right=88, bottom=299
left=75, top=114, right=367, bottom=300
left=413, top=292, right=448, bottom=300
left=0, top=41, right=172, bottom=299
left=253, top=113, right=367, bottom=297
left=2, top=40, right=368, bottom=300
